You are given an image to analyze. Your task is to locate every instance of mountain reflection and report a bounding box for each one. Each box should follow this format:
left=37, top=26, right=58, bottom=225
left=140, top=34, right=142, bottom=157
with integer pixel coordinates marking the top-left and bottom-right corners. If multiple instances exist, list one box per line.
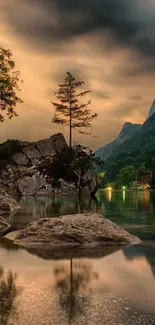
left=0, top=268, right=18, bottom=325
left=123, top=243, right=155, bottom=279
left=54, top=260, right=98, bottom=324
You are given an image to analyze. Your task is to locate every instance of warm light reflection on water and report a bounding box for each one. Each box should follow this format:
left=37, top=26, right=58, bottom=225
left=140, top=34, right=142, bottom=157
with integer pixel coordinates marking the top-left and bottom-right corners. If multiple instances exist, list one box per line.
left=1, top=192, right=155, bottom=323
left=0, top=240, right=155, bottom=325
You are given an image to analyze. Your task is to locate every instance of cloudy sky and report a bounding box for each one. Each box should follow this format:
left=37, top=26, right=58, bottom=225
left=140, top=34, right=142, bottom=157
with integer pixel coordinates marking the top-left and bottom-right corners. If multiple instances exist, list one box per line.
left=1, top=0, right=155, bottom=149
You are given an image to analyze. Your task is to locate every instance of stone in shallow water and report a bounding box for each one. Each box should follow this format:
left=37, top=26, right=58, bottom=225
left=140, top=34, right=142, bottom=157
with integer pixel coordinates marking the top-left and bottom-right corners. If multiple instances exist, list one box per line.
left=0, top=189, right=20, bottom=216
left=0, top=217, right=11, bottom=236
left=14, top=213, right=140, bottom=256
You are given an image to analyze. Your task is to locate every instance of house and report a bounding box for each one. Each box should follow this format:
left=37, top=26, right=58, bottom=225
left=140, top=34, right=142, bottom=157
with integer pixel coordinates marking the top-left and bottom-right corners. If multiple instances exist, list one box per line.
left=138, top=171, right=152, bottom=184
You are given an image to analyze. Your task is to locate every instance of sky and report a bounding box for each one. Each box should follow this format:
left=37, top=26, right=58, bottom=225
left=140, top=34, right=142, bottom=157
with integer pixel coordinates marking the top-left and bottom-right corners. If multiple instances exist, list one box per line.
left=1, top=0, right=155, bottom=149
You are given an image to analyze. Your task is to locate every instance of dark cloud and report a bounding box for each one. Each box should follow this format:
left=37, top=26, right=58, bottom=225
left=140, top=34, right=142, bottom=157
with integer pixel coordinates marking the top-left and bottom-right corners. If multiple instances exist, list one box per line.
left=3, top=0, right=155, bottom=58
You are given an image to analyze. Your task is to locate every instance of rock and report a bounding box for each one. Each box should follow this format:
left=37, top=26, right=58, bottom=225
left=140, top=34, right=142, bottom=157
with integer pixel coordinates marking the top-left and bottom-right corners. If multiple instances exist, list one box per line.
left=0, top=217, right=11, bottom=236
left=18, top=165, right=28, bottom=173
left=0, top=133, right=99, bottom=197
left=13, top=152, right=29, bottom=165
left=36, top=133, right=67, bottom=157
left=22, top=144, right=42, bottom=165
left=54, top=179, right=79, bottom=196
left=15, top=213, right=140, bottom=251
left=5, top=230, right=20, bottom=240
left=0, top=189, right=20, bottom=216
left=36, top=184, right=54, bottom=196
left=80, top=170, right=101, bottom=196
left=17, top=173, right=46, bottom=196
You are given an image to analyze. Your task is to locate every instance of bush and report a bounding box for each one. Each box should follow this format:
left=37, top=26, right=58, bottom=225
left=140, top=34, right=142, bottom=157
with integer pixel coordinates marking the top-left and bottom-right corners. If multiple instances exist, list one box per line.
left=0, top=139, right=21, bottom=160
left=0, top=139, right=21, bottom=169
left=38, top=144, right=104, bottom=182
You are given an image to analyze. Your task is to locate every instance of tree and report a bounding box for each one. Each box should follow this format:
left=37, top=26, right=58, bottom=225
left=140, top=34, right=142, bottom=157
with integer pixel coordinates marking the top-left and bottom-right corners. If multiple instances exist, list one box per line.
left=115, top=165, right=136, bottom=187
left=38, top=144, right=103, bottom=181
left=51, top=72, right=97, bottom=147
left=0, top=46, right=23, bottom=122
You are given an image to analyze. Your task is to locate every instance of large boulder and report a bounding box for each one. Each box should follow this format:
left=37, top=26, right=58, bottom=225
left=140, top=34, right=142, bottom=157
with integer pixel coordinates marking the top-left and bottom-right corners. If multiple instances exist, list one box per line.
left=80, top=170, right=100, bottom=196
left=0, top=133, right=100, bottom=197
left=36, top=133, right=67, bottom=157
left=15, top=213, right=140, bottom=253
left=0, top=217, right=11, bottom=236
left=0, top=189, right=20, bottom=216
left=17, top=172, right=46, bottom=196
left=22, top=144, right=42, bottom=165
left=12, top=152, right=29, bottom=165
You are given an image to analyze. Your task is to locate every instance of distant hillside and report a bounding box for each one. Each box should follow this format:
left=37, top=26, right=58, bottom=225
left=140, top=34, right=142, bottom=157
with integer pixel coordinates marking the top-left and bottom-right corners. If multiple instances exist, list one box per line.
left=114, top=113, right=155, bottom=155
left=105, top=112, right=155, bottom=181
left=95, top=122, right=141, bottom=161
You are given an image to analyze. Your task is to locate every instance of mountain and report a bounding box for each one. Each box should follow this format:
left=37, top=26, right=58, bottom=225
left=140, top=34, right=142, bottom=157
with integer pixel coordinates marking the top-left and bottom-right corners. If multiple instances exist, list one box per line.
left=95, top=122, right=141, bottom=161
left=148, top=99, right=155, bottom=118
left=114, top=112, right=155, bottom=155
left=105, top=112, right=155, bottom=182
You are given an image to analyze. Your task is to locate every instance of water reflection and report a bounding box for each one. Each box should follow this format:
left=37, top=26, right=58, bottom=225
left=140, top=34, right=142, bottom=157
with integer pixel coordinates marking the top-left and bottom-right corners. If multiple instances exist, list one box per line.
left=124, top=243, right=155, bottom=279
left=0, top=268, right=18, bottom=325
left=0, top=240, right=155, bottom=324
left=97, top=190, right=155, bottom=226
left=9, top=191, right=155, bottom=234
left=9, top=196, right=102, bottom=231
left=54, top=260, right=97, bottom=324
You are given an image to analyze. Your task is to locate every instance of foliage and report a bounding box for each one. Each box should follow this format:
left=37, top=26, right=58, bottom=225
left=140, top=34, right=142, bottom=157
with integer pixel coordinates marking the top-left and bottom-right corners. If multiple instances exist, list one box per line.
left=0, top=46, right=23, bottom=122
left=103, top=113, right=155, bottom=184
left=52, top=72, right=97, bottom=146
left=115, top=165, right=136, bottom=187
left=0, top=139, right=21, bottom=169
left=39, top=144, right=103, bottom=181
left=0, top=139, right=21, bottom=160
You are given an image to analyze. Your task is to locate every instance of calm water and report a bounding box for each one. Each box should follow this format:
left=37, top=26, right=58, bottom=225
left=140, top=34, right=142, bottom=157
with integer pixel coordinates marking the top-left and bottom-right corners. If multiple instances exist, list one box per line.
left=1, top=191, right=155, bottom=324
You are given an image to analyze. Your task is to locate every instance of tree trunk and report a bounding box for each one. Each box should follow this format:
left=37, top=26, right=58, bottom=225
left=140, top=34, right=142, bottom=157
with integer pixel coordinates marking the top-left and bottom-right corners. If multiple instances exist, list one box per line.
left=69, top=79, right=72, bottom=147
left=69, top=114, right=72, bottom=147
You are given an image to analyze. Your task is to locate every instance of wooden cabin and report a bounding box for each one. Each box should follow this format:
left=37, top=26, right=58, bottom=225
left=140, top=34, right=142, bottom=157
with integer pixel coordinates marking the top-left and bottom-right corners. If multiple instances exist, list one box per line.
left=138, top=171, right=152, bottom=184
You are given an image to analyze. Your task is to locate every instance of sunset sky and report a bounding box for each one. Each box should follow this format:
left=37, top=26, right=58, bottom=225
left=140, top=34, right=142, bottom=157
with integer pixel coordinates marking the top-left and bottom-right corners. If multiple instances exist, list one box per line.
left=1, top=0, right=155, bottom=149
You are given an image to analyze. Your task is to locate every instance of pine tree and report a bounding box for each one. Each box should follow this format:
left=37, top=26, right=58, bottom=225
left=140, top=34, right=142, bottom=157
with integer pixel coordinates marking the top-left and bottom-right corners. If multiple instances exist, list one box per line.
left=51, top=72, right=97, bottom=147
left=0, top=46, right=23, bottom=122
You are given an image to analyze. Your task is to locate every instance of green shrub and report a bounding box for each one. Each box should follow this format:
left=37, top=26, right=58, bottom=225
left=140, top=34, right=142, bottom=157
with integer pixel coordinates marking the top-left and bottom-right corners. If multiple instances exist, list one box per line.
left=0, top=139, right=21, bottom=169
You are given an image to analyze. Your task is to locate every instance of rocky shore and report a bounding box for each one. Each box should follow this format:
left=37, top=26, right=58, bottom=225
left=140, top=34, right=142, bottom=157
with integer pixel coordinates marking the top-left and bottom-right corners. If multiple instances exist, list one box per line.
left=0, top=133, right=100, bottom=197
left=0, top=189, right=20, bottom=216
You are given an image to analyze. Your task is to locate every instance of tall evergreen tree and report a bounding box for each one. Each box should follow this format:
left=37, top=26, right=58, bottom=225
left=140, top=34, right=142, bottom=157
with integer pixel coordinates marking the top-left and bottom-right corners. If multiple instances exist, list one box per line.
left=51, top=72, right=97, bottom=147
left=0, top=46, right=23, bottom=122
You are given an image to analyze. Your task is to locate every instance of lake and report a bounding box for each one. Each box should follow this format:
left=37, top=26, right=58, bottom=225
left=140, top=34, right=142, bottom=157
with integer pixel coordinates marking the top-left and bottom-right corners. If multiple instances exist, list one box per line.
left=0, top=190, right=155, bottom=324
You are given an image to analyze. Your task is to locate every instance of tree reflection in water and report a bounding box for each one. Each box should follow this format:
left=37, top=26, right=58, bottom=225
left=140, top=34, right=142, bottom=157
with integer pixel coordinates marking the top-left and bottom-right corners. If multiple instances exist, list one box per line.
left=0, top=267, right=18, bottom=325
left=54, top=260, right=98, bottom=324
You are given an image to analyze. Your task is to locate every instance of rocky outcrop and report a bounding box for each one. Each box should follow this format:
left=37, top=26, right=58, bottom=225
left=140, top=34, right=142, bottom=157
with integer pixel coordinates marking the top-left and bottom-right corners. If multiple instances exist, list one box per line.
left=0, top=189, right=20, bottom=216
left=15, top=213, right=140, bottom=253
left=0, top=133, right=99, bottom=197
left=0, top=217, right=11, bottom=236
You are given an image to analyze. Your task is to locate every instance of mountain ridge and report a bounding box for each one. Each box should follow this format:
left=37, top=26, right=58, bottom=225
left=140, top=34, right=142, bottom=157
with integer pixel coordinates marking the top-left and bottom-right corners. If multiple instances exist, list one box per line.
left=95, top=122, right=141, bottom=161
left=96, top=98, right=155, bottom=162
